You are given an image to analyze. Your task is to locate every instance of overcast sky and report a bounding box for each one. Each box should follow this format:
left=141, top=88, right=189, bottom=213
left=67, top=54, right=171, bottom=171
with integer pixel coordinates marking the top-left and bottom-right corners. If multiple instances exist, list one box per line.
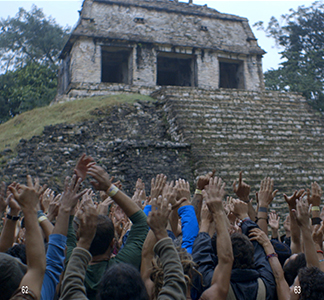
left=0, top=0, right=316, bottom=71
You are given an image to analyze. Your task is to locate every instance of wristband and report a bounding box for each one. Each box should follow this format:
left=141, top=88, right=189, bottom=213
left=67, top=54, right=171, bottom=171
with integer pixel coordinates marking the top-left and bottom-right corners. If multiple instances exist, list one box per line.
left=257, top=217, right=269, bottom=224
left=312, top=217, right=322, bottom=225
left=37, top=210, right=46, bottom=219
left=107, top=184, right=119, bottom=197
left=311, top=206, right=320, bottom=212
left=237, top=217, right=250, bottom=227
left=258, top=207, right=268, bottom=213
left=266, top=253, right=278, bottom=259
left=319, top=259, right=324, bottom=262
left=195, top=189, right=202, bottom=195
left=6, top=214, right=20, bottom=221
left=317, top=250, right=324, bottom=255
left=38, top=215, right=48, bottom=223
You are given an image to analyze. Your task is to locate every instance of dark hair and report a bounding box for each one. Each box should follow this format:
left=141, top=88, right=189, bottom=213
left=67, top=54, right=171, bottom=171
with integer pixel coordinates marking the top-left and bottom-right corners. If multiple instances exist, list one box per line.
left=283, top=253, right=306, bottom=286
left=231, top=233, right=255, bottom=269
left=97, top=263, right=149, bottom=300
left=89, top=215, right=115, bottom=257
left=6, top=244, right=27, bottom=264
left=299, top=267, right=324, bottom=300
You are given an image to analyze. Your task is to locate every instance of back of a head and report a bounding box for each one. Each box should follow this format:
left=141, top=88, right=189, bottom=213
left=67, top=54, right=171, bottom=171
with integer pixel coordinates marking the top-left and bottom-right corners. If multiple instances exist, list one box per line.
left=97, top=263, right=149, bottom=300
left=283, top=253, right=306, bottom=286
left=299, top=267, right=324, bottom=300
left=0, top=253, right=27, bottom=300
left=89, top=215, right=114, bottom=257
left=231, top=233, right=255, bottom=269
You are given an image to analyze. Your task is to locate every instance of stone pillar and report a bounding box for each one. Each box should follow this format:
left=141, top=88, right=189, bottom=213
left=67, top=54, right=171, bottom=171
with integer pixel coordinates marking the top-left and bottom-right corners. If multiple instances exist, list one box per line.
left=70, top=37, right=101, bottom=83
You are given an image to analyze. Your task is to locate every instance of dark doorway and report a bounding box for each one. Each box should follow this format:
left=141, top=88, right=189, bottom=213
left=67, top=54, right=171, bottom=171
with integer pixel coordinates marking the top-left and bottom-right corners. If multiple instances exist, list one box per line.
left=157, top=53, right=196, bottom=86
left=219, top=61, right=244, bottom=89
left=101, top=48, right=131, bottom=83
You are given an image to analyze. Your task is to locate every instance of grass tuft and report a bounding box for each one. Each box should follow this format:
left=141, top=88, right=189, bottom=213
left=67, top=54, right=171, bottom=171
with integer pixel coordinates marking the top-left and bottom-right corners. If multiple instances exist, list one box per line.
left=0, top=94, right=155, bottom=152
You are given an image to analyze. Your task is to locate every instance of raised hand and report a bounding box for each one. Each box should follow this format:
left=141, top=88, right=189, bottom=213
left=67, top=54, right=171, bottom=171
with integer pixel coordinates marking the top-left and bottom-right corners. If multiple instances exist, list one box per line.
left=147, top=195, right=171, bottom=240
left=307, top=182, right=322, bottom=207
left=284, top=189, right=305, bottom=209
left=74, top=153, right=94, bottom=181
left=9, top=175, right=43, bottom=211
left=176, top=179, right=191, bottom=201
left=7, top=193, right=21, bottom=216
left=77, top=200, right=98, bottom=250
left=233, top=171, right=250, bottom=202
left=249, top=228, right=271, bottom=247
left=60, top=175, right=87, bottom=212
left=202, top=177, right=226, bottom=213
left=150, top=174, right=167, bottom=200
left=269, top=211, right=280, bottom=231
left=258, top=177, right=278, bottom=208
left=97, top=197, right=113, bottom=216
left=292, top=197, right=311, bottom=228
left=47, top=193, right=61, bottom=221
left=196, top=169, right=216, bottom=190
left=87, top=164, right=112, bottom=191
left=230, top=198, right=249, bottom=220
left=40, top=188, right=55, bottom=213
left=312, top=222, right=324, bottom=248
left=201, top=202, right=213, bottom=224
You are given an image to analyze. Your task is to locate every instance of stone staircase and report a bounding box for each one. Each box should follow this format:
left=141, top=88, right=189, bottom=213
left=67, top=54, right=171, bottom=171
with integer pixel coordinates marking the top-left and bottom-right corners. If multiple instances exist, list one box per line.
left=152, top=87, right=324, bottom=210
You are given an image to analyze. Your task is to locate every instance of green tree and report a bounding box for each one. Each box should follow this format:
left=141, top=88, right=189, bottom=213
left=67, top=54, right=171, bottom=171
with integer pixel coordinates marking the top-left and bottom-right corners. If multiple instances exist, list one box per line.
left=0, top=62, right=57, bottom=123
left=0, top=5, right=70, bottom=123
left=254, top=1, right=324, bottom=111
left=0, top=5, right=70, bottom=72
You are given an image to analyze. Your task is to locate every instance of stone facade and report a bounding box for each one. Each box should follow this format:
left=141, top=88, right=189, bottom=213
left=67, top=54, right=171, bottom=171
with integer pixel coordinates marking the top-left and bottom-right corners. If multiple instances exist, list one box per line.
left=57, top=0, right=265, bottom=100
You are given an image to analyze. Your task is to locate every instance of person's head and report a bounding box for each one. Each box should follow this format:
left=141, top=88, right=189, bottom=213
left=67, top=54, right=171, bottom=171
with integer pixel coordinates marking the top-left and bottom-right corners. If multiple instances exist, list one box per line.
left=0, top=253, right=27, bottom=300
left=151, top=247, right=200, bottom=299
left=6, top=244, right=27, bottom=264
left=231, top=233, right=255, bottom=269
left=283, top=253, right=306, bottom=287
left=88, top=215, right=114, bottom=257
left=289, top=267, right=324, bottom=300
left=97, top=263, right=149, bottom=300
left=270, top=239, right=291, bottom=266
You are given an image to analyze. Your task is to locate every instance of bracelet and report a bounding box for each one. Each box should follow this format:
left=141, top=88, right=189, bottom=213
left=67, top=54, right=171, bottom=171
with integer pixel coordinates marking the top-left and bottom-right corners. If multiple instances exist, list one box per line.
left=237, top=217, right=250, bottom=227
left=267, top=253, right=278, bottom=259
left=257, top=217, right=269, bottom=224
left=311, top=206, right=320, bottom=212
left=258, top=207, right=268, bottom=213
left=317, top=250, right=324, bottom=255
left=37, top=210, right=46, bottom=219
left=312, top=217, right=322, bottom=225
left=6, top=214, right=20, bottom=221
left=319, top=259, right=324, bottom=262
left=107, top=184, right=119, bottom=197
left=38, top=216, right=48, bottom=223
left=195, top=189, right=202, bottom=195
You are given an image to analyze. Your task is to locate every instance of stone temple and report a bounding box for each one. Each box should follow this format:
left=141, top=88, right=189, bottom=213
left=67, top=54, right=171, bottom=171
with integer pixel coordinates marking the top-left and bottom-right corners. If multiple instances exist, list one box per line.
left=57, top=0, right=266, bottom=99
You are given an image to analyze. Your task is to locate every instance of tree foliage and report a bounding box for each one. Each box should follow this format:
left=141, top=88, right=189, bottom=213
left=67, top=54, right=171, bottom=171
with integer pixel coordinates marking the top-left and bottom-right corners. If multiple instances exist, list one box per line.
left=0, top=62, right=57, bottom=123
left=0, top=5, right=70, bottom=72
left=254, top=1, right=324, bottom=111
left=0, top=5, right=70, bottom=123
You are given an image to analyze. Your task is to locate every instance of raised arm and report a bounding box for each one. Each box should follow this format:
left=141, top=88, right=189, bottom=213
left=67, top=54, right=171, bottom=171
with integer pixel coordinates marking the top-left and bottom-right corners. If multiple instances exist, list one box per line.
left=0, top=193, right=21, bottom=252
left=192, top=170, right=215, bottom=225
left=284, top=189, right=305, bottom=254
left=257, top=177, right=278, bottom=235
left=87, top=164, right=140, bottom=217
left=60, top=201, right=98, bottom=300
left=249, top=228, right=289, bottom=300
left=233, top=171, right=256, bottom=222
left=200, top=177, right=233, bottom=300
left=292, top=197, right=320, bottom=268
left=9, top=175, right=46, bottom=300
left=147, top=196, right=186, bottom=300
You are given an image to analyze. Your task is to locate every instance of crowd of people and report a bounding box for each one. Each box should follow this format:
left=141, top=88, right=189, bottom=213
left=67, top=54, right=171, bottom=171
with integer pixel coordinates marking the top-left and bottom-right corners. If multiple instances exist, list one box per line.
left=0, top=153, right=324, bottom=300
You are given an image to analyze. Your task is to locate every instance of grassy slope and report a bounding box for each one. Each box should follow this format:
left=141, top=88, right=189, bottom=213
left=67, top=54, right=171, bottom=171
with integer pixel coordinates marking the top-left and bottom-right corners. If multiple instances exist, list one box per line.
left=0, top=94, right=155, bottom=153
